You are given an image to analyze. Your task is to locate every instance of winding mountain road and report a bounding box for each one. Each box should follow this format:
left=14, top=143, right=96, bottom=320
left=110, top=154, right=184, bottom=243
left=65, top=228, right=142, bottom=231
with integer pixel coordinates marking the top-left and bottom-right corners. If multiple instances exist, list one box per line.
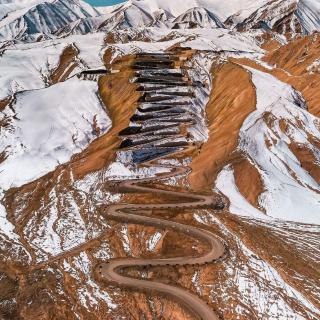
left=95, top=51, right=226, bottom=319
left=95, top=163, right=225, bottom=320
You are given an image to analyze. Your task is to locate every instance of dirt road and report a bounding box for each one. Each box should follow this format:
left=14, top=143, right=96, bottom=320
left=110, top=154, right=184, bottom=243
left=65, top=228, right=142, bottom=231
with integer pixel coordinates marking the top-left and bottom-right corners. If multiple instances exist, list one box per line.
left=95, top=51, right=226, bottom=319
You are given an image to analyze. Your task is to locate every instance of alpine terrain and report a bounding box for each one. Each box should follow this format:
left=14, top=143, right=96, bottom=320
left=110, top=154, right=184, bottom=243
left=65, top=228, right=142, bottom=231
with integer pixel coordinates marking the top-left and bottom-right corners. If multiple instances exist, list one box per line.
left=0, top=0, right=319, bottom=319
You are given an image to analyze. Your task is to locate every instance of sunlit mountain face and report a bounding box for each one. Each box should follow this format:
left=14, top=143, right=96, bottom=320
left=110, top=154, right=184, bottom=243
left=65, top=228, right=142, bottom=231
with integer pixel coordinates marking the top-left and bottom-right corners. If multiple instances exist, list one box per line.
left=0, top=0, right=320, bottom=319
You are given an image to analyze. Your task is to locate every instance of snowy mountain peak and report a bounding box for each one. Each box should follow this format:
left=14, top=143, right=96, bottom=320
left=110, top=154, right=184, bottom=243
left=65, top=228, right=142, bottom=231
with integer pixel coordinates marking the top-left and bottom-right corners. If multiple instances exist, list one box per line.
left=2, top=0, right=320, bottom=42
left=172, top=7, right=225, bottom=29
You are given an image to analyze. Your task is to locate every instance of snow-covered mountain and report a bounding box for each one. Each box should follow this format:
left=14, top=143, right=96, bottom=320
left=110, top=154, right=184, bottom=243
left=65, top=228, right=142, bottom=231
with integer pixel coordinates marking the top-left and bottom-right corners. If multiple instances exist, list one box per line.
left=85, top=0, right=320, bottom=35
left=172, top=7, right=225, bottom=29
left=236, top=0, right=320, bottom=35
left=57, top=0, right=227, bottom=34
left=0, top=0, right=99, bottom=41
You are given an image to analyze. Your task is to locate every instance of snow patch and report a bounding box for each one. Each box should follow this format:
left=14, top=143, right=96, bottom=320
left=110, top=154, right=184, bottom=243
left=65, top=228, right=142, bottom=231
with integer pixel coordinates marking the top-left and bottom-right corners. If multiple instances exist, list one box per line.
left=63, top=252, right=117, bottom=310
left=147, top=231, right=162, bottom=251
left=215, top=165, right=269, bottom=220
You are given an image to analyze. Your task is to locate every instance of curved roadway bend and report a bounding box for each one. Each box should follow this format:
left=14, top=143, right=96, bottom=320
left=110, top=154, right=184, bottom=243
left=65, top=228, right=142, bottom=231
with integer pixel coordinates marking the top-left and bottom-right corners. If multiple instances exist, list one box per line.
left=96, top=163, right=225, bottom=320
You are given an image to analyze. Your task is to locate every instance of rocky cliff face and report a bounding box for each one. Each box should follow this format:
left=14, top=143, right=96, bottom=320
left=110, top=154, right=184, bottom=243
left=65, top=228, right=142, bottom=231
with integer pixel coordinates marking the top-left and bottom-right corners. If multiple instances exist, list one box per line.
left=0, top=0, right=320, bottom=319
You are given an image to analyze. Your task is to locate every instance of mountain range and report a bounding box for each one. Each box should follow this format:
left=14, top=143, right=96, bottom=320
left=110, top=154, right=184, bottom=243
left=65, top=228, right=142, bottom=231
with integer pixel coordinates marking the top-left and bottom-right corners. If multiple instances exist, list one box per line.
left=1, top=0, right=320, bottom=42
left=0, top=0, right=319, bottom=319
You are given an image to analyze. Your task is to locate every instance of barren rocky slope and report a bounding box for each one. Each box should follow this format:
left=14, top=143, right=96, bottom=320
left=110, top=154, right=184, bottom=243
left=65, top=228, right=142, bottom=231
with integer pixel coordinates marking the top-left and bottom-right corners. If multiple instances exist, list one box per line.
left=0, top=0, right=320, bottom=319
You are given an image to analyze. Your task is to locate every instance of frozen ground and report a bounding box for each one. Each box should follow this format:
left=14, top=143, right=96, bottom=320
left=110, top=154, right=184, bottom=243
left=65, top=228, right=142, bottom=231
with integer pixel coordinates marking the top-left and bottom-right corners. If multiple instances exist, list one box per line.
left=0, top=1, right=320, bottom=319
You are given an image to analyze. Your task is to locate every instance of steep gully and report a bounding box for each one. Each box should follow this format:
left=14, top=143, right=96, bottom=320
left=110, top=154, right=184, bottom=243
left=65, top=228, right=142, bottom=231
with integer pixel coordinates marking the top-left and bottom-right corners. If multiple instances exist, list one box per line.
left=95, top=52, right=226, bottom=319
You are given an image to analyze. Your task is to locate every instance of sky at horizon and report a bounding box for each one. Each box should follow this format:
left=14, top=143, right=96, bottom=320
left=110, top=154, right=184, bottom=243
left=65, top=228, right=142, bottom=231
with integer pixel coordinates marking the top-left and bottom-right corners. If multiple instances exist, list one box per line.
left=84, top=0, right=125, bottom=6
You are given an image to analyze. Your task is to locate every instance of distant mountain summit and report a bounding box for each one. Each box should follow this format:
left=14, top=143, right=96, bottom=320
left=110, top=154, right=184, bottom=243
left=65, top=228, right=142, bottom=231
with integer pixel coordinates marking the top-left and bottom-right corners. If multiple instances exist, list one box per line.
left=236, top=0, right=320, bottom=36
left=0, top=0, right=99, bottom=41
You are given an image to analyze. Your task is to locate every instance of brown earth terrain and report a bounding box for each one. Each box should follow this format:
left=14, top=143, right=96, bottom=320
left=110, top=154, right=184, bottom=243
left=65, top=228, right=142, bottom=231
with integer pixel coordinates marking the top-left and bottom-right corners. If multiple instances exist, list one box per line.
left=233, top=157, right=265, bottom=210
left=234, top=33, right=320, bottom=117
left=0, top=97, right=10, bottom=112
left=1, top=50, right=226, bottom=320
left=50, top=45, right=80, bottom=84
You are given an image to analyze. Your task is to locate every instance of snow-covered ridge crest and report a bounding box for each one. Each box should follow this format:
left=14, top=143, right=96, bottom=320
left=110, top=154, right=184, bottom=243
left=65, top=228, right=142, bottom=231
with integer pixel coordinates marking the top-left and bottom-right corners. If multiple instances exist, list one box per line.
left=93, top=0, right=269, bottom=31
left=127, top=0, right=269, bottom=21
left=296, top=0, right=320, bottom=34
left=172, top=7, right=225, bottom=29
